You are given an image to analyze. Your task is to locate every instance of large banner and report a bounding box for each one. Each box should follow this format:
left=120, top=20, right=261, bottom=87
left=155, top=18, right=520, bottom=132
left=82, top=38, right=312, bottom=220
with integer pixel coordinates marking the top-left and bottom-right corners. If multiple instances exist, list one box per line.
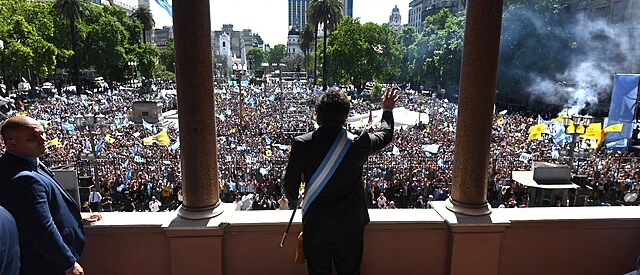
left=604, top=74, right=640, bottom=150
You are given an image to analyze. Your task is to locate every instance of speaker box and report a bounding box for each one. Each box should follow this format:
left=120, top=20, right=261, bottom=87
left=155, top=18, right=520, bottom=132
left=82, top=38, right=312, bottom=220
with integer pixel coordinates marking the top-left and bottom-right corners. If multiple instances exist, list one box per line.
left=571, top=175, right=589, bottom=187
left=79, top=176, right=94, bottom=188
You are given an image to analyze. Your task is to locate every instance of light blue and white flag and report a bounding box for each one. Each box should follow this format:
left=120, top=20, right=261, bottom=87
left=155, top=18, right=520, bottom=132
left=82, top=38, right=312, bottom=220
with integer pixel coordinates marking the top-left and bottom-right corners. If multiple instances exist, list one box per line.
left=264, top=135, right=272, bottom=145
left=95, top=138, right=105, bottom=155
left=169, top=139, right=180, bottom=150
left=154, top=0, right=173, bottom=17
left=61, top=121, right=76, bottom=133
left=553, top=128, right=568, bottom=145
left=121, top=159, right=129, bottom=172
left=124, top=168, right=133, bottom=185
left=84, top=139, right=92, bottom=153
left=142, top=119, right=155, bottom=133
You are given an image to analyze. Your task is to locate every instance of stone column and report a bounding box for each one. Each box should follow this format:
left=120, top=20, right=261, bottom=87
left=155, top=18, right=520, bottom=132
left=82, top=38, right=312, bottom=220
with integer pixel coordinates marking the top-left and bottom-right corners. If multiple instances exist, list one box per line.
left=446, top=0, right=504, bottom=216
left=173, top=0, right=223, bottom=219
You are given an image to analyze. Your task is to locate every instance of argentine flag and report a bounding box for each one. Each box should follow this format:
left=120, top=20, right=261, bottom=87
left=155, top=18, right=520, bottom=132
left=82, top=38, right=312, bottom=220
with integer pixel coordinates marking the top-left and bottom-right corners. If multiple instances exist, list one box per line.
left=155, top=0, right=173, bottom=17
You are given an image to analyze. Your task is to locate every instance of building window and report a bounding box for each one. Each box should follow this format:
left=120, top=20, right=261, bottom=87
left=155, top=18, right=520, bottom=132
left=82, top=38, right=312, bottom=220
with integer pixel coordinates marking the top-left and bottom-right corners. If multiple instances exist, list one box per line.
left=222, top=41, right=226, bottom=47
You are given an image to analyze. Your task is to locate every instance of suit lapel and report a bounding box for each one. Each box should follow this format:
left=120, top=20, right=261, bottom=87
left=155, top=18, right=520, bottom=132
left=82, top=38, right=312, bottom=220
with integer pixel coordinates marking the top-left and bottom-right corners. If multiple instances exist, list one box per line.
left=37, top=163, right=80, bottom=212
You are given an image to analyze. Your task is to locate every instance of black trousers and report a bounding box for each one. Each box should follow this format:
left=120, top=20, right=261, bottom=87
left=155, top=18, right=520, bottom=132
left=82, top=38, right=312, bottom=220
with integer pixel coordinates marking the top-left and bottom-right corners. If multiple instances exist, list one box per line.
left=303, top=218, right=365, bottom=275
left=89, top=202, right=100, bottom=212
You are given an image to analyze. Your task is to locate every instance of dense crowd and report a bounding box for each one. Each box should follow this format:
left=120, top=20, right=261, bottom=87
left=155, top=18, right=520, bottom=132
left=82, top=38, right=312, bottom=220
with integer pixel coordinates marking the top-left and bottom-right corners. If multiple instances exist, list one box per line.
left=0, top=82, right=638, bottom=212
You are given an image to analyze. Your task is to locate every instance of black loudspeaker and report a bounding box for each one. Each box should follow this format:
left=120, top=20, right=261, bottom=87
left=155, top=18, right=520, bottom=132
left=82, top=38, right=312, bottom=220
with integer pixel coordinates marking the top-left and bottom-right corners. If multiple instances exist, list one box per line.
left=571, top=175, right=588, bottom=187
left=79, top=176, right=94, bottom=187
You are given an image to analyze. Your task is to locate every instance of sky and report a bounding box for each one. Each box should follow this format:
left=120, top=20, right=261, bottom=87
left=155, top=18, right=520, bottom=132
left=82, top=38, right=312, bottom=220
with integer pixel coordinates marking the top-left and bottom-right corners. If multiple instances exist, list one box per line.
left=134, top=0, right=410, bottom=46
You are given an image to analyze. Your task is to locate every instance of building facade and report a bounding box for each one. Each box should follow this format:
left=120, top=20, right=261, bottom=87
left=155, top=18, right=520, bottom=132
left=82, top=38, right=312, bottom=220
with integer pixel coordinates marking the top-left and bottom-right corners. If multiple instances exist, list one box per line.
left=389, top=5, right=403, bottom=32
left=211, top=25, right=265, bottom=68
left=408, top=0, right=424, bottom=32
left=409, top=0, right=466, bottom=33
left=564, top=0, right=640, bottom=25
left=287, top=28, right=302, bottom=57
left=153, top=26, right=173, bottom=52
left=339, top=0, right=354, bottom=17
left=288, top=0, right=310, bottom=30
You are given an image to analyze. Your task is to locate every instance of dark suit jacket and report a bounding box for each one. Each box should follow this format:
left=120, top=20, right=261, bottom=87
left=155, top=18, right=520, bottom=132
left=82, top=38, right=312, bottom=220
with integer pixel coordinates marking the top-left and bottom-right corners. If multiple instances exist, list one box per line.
left=284, top=110, right=394, bottom=228
left=0, top=152, right=85, bottom=275
left=0, top=205, right=19, bottom=275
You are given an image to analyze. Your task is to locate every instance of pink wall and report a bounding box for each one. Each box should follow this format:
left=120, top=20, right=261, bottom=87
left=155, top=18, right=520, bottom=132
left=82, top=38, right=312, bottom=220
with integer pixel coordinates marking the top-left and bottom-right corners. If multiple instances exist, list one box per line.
left=79, top=208, right=640, bottom=275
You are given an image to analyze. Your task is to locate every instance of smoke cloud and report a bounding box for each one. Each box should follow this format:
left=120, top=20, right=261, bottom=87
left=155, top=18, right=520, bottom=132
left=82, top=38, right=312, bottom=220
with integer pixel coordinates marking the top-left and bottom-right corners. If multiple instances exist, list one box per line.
left=525, top=11, right=640, bottom=115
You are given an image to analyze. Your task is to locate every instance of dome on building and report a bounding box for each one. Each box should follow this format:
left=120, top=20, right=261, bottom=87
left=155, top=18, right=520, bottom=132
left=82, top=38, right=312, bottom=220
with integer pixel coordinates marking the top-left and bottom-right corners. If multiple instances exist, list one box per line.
left=392, top=5, right=399, bottom=13
left=288, top=27, right=300, bottom=36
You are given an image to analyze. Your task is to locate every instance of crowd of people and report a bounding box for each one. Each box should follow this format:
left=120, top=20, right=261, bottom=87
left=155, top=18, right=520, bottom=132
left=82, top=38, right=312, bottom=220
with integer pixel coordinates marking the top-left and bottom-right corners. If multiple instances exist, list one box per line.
left=0, top=81, right=638, bottom=212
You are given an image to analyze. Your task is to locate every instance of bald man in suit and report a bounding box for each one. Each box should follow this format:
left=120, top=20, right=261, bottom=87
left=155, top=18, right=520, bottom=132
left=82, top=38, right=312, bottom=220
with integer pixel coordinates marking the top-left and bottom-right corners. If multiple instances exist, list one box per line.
left=0, top=116, right=101, bottom=275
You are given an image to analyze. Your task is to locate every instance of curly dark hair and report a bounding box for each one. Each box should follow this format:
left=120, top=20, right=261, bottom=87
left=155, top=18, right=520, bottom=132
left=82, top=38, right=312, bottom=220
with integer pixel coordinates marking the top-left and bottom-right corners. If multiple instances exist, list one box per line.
left=315, top=88, right=350, bottom=126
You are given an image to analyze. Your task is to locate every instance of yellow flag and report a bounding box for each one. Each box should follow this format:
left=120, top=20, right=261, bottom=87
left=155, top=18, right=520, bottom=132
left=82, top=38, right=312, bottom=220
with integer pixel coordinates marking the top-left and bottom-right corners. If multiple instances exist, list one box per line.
left=496, top=117, right=505, bottom=125
left=16, top=112, right=27, bottom=117
left=604, top=123, right=623, bottom=133
left=566, top=124, right=575, bottom=134
left=576, top=125, right=585, bottom=134
left=143, top=136, right=155, bottom=145
left=47, top=138, right=63, bottom=148
left=105, top=134, right=115, bottom=143
left=155, top=130, right=171, bottom=146
left=583, top=123, right=601, bottom=134
left=550, top=115, right=565, bottom=122
left=528, top=132, right=542, bottom=141
left=528, top=123, right=545, bottom=134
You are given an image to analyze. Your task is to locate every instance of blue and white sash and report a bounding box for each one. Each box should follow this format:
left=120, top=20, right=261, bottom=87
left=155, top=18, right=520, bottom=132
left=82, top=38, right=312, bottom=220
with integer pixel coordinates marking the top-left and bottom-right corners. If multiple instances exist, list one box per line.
left=301, top=128, right=353, bottom=216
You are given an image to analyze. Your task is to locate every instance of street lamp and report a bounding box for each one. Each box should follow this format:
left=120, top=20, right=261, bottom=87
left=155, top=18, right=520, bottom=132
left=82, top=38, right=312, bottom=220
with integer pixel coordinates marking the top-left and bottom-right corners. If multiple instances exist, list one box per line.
left=232, top=63, right=247, bottom=128
left=562, top=113, right=593, bottom=172
left=75, top=113, right=107, bottom=189
left=127, top=61, right=137, bottom=85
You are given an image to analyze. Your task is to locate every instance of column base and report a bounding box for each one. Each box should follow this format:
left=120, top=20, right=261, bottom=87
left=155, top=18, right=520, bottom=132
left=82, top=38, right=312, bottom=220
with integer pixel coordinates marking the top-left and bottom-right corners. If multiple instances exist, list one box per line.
left=445, top=197, right=492, bottom=216
left=177, top=200, right=224, bottom=220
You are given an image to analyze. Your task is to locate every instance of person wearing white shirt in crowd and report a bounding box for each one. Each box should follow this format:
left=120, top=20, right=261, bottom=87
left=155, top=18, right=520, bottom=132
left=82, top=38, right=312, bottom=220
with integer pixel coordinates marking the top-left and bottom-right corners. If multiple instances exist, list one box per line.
left=88, top=187, right=102, bottom=212
left=149, top=196, right=162, bottom=212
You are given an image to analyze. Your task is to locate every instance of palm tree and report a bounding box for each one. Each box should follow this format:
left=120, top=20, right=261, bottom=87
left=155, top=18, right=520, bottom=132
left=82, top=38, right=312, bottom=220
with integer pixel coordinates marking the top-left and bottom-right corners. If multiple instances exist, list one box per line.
left=53, top=0, right=90, bottom=87
left=299, top=23, right=315, bottom=83
left=306, top=18, right=319, bottom=86
left=307, top=0, right=343, bottom=89
left=130, top=5, right=155, bottom=44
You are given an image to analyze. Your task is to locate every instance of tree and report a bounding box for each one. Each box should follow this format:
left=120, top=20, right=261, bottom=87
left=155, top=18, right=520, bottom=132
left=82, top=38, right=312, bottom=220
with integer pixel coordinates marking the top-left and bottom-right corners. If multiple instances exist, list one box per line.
left=159, top=41, right=175, bottom=73
left=267, top=44, right=287, bottom=72
left=83, top=6, right=128, bottom=83
left=417, top=9, right=465, bottom=91
left=307, top=0, right=343, bottom=89
left=130, top=5, right=154, bottom=44
left=134, top=43, right=159, bottom=80
left=0, top=0, right=59, bottom=86
left=246, top=47, right=265, bottom=72
left=299, top=23, right=315, bottom=76
left=327, top=17, right=402, bottom=90
left=282, top=53, right=304, bottom=72
left=397, top=27, right=417, bottom=84
left=497, top=0, right=573, bottom=102
left=53, top=0, right=90, bottom=86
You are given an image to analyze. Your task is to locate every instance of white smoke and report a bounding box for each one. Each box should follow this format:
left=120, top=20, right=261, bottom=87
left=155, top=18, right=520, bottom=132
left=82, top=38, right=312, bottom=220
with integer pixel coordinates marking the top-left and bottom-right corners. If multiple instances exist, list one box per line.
left=526, top=13, right=640, bottom=114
